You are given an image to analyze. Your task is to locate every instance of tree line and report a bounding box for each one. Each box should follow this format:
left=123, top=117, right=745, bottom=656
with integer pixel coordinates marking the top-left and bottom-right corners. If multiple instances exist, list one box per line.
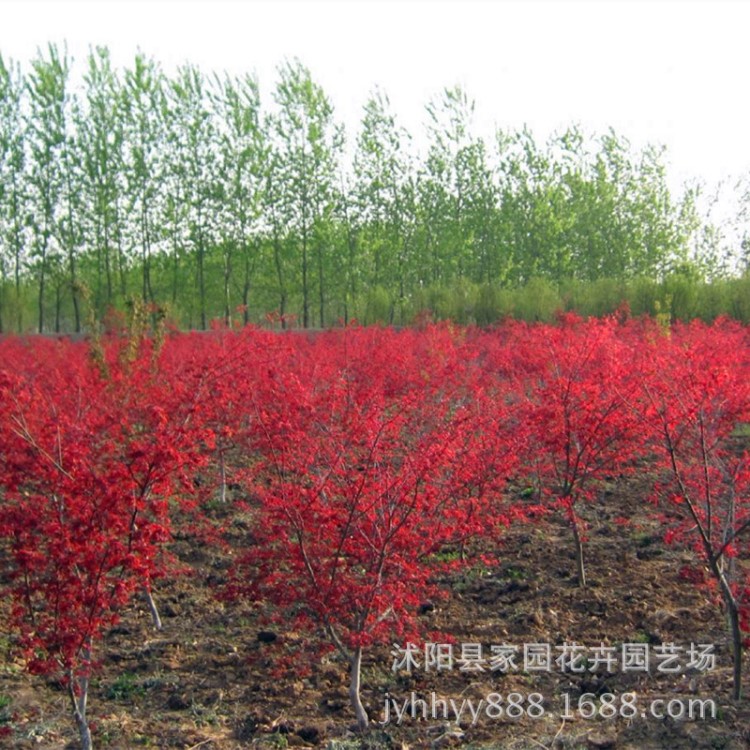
left=0, top=44, right=748, bottom=333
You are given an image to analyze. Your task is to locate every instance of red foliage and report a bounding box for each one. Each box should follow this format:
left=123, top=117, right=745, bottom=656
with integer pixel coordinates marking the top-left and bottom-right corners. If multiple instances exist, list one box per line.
left=633, top=319, right=750, bottom=697
left=0, top=334, right=206, bottom=743
left=491, top=315, right=642, bottom=585
left=3, top=314, right=750, bottom=735
left=232, top=327, right=506, bottom=649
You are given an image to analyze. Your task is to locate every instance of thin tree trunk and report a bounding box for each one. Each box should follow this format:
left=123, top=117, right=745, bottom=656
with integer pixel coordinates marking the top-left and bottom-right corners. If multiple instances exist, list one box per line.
left=114, top=200, right=127, bottom=299
left=55, top=279, right=62, bottom=333
left=223, top=245, right=232, bottom=327
left=709, top=556, right=742, bottom=700
left=69, top=249, right=81, bottom=333
left=727, top=598, right=742, bottom=700
left=317, top=240, right=325, bottom=327
left=273, top=234, right=287, bottom=327
left=349, top=647, right=369, bottom=731
left=218, top=448, right=227, bottom=503
left=302, top=233, right=309, bottom=328
left=144, top=587, right=163, bottom=631
left=568, top=501, right=586, bottom=588
left=68, top=643, right=93, bottom=750
left=12, top=173, right=24, bottom=332
left=242, top=252, right=251, bottom=326
left=38, top=246, right=47, bottom=333
left=94, top=218, right=103, bottom=312
left=141, top=201, right=153, bottom=304
left=67, top=176, right=81, bottom=332
left=197, top=228, right=207, bottom=330
left=104, top=219, right=113, bottom=306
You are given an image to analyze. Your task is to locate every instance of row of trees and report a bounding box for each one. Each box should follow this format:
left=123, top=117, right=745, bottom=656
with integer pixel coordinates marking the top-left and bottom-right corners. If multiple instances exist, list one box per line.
left=2, top=319, right=750, bottom=747
left=1, top=44, right=746, bottom=333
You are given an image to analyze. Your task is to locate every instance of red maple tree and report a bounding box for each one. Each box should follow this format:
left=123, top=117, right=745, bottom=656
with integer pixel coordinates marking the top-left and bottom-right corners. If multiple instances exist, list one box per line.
left=635, top=319, right=750, bottom=699
left=0, top=335, right=203, bottom=749
left=231, top=326, right=507, bottom=729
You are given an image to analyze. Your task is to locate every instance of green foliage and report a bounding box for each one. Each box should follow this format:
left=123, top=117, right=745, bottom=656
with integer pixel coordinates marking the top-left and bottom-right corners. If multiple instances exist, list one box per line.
left=106, top=672, right=145, bottom=701
left=361, top=284, right=392, bottom=324
left=512, top=277, right=562, bottom=322
left=1, top=47, right=748, bottom=331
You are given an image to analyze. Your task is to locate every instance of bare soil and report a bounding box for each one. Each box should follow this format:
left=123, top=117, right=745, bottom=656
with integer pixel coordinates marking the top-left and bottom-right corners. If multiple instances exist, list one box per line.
left=2, top=476, right=749, bottom=750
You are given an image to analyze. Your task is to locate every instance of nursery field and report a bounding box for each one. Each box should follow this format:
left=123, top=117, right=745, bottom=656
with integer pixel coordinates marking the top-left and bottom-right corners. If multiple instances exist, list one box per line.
left=1, top=316, right=750, bottom=749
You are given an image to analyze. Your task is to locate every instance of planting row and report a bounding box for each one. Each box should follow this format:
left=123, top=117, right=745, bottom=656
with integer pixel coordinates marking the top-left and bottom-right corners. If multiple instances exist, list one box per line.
left=0, top=315, right=749, bottom=748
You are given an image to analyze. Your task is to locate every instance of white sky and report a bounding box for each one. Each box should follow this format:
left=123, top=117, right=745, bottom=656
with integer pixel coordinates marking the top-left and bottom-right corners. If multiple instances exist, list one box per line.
left=1, top=0, right=749, bottom=197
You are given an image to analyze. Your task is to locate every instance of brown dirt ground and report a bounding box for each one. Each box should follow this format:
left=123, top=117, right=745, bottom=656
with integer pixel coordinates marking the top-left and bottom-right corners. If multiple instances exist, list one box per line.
left=2, top=476, right=750, bottom=750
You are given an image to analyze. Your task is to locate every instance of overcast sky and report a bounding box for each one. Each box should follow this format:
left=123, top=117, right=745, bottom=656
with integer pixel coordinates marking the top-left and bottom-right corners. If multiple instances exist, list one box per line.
left=2, top=0, right=749, bottom=196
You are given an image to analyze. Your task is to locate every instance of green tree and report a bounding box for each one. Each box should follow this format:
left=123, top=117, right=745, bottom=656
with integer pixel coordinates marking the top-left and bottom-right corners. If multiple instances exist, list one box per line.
left=418, top=85, right=477, bottom=284
left=0, top=54, right=27, bottom=332
left=26, top=44, right=70, bottom=332
left=496, top=126, right=560, bottom=283
left=59, top=81, right=86, bottom=332
left=122, top=53, right=167, bottom=307
left=269, top=59, right=343, bottom=327
left=351, top=88, right=416, bottom=321
left=79, top=46, right=128, bottom=314
left=211, top=71, right=266, bottom=325
left=166, top=63, right=219, bottom=329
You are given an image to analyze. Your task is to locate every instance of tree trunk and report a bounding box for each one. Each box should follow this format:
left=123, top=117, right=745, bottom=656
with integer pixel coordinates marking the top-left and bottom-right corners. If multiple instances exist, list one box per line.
left=273, top=234, right=286, bottom=327
left=223, top=244, right=232, bottom=327
left=115, top=201, right=127, bottom=299
left=349, top=647, right=369, bottom=731
left=710, top=557, right=743, bottom=700
left=568, top=501, right=586, bottom=588
left=317, top=240, right=325, bottom=327
left=144, top=587, right=163, bottom=631
left=104, top=220, right=113, bottom=307
left=197, top=228, right=207, bottom=330
left=242, top=252, right=251, bottom=326
left=302, top=233, right=309, bottom=328
left=12, top=173, right=24, bottom=332
left=55, top=280, right=61, bottom=333
left=38, top=248, right=47, bottom=333
left=727, top=598, right=742, bottom=700
left=68, top=644, right=93, bottom=750
left=67, top=175, right=81, bottom=333
left=218, top=448, right=227, bottom=503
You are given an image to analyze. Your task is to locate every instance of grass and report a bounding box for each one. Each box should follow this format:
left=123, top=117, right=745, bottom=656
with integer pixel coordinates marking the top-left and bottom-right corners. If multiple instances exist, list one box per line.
left=105, top=672, right=145, bottom=701
left=0, top=692, right=11, bottom=726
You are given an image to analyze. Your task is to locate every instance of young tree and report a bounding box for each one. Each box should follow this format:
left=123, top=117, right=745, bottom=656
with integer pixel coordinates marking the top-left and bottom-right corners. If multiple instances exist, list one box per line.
left=0, top=335, right=206, bottom=749
left=165, top=63, right=219, bottom=329
left=232, top=327, right=497, bottom=729
left=635, top=319, right=750, bottom=699
left=418, top=85, right=476, bottom=285
left=516, top=314, right=641, bottom=587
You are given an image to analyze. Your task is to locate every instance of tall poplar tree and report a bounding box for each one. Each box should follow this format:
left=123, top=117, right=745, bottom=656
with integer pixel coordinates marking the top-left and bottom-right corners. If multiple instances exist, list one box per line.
left=122, top=52, right=166, bottom=307
left=352, top=88, right=415, bottom=320
left=269, top=60, right=343, bottom=327
left=212, top=71, right=266, bottom=325
left=0, top=54, right=27, bottom=332
left=166, top=63, right=218, bottom=329
left=79, top=46, right=127, bottom=312
left=26, top=44, right=70, bottom=332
